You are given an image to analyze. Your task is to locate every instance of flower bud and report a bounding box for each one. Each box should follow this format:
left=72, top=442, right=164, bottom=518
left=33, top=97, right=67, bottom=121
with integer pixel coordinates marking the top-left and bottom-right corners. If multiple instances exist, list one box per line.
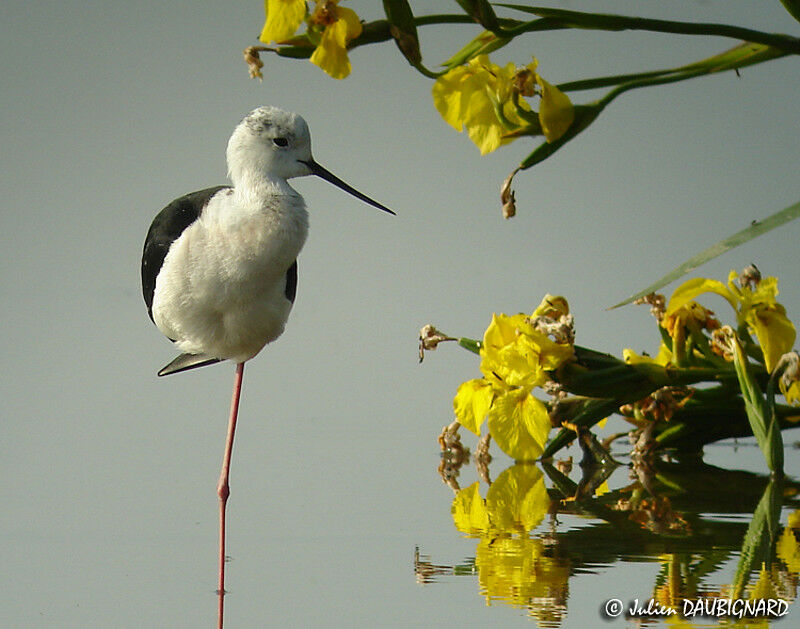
left=419, top=325, right=455, bottom=362
left=500, top=168, right=519, bottom=219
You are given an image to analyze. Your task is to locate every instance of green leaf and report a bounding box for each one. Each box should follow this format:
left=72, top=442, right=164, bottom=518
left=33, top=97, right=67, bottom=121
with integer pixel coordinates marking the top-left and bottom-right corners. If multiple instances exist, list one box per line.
left=557, top=42, right=786, bottom=93
left=383, top=0, right=422, bottom=65
left=541, top=398, right=620, bottom=459
left=610, top=200, right=800, bottom=309
left=732, top=478, right=782, bottom=598
left=441, top=30, right=511, bottom=69
left=455, top=0, right=501, bottom=33
left=517, top=104, right=601, bottom=171
left=731, top=334, right=784, bottom=476
left=678, top=41, right=788, bottom=74
left=780, top=0, right=800, bottom=24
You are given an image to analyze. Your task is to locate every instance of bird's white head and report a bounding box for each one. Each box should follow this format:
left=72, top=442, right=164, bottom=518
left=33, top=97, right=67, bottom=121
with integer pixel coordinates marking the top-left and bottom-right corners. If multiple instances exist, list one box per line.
left=226, top=106, right=313, bottom=186
left=227, top=106, right=395, bottom=214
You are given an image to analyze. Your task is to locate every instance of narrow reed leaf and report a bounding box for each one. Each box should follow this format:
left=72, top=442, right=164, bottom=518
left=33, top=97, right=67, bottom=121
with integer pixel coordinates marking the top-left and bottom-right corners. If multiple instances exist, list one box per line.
left=610, top=200, right=800, bottom=309
left=731, top=334, right=784, bottom=476
left=441, top=30, right=511, bottom=68
left=732, top=478, right=782, bottom=598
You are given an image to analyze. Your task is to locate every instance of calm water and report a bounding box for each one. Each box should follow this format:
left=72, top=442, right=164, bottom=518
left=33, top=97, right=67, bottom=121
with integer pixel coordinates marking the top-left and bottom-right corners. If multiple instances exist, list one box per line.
left=4, top=417, right=799, bottom=628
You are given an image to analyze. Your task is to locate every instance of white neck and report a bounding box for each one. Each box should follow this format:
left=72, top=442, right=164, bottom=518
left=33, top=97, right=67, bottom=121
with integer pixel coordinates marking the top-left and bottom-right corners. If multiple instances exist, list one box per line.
left=231, top=169, right=299, bottom=205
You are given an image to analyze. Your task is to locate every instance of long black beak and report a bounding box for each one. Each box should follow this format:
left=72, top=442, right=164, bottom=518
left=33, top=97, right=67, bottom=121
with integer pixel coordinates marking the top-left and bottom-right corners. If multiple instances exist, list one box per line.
left=300, top=159, right=396, bottom=216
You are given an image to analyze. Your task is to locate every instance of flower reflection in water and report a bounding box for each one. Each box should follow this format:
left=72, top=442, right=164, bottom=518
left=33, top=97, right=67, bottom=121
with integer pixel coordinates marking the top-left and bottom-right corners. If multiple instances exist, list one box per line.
left=416, top=450, right=800, bottom=626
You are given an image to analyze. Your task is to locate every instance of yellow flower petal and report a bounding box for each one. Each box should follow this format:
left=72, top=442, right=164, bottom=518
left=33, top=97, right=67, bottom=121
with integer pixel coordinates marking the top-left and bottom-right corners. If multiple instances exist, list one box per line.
left=522, top=331, right=574, bottom=372
left=746, top=304, right=796, bottom=372
left=482, top=337, right=542, bottom=389
left=451, top=482, right=490, bottom=536
left=309, top=6, right=362, bottom=79
left=777, top=526, right=800, bottom=572
left=482, top=313, right=528, bottom=351
left=474, top=536, right=569, bottom=609
left=665, top=277, right=737, bottom=319
left=487, top=389, right=550, bottom=461
left=594, top=480, right=610, bottom=496
left=454, top=378, right=494, bottom=435
left=259, top=0, right=306, bottom=44
left=431, top=65, right=475, bottom=131
left=478, top=312, right=572, bottom=388
left=431, top=55, right=523, bottom=155
left=532, top=294, right=569, bottom=319
left=623, top=344, right=672, bottom=367
left=536, top=77, right=574, bottom=142
left=484, top=464, right=549, bottom=534
left=785, top=381, right=800, bottom=406
left=749, top=565, right=777, bottom=600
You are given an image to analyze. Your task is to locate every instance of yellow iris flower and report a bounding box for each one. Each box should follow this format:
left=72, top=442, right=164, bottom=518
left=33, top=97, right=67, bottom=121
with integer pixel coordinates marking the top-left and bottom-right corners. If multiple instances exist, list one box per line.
left=259, top=0, right=363, bottom=79
left=452, top=306, right=573, bottom=460
left=432, top=55, right=573, bottom=154
left=726, top=270, right=796, bottom=372
left=664, top=271, right=796, bottom=373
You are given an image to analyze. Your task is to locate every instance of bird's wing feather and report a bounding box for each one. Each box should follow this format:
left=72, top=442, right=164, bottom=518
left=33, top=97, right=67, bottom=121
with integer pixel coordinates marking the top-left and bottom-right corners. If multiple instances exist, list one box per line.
left=285, top=260, right=298, bottom=303
left=141, top=186, right=231, bottom=321
left=158, top=352, right=223, bottom=377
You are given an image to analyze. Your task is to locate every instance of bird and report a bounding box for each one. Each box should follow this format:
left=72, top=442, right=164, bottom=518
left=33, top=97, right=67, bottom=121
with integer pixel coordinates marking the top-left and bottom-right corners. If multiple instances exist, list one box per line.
left=140, top=106, right=394, bottom=614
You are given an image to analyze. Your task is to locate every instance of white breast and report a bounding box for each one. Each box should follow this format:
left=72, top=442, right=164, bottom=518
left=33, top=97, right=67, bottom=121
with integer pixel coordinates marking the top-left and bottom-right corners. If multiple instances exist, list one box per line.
left=152, top=189, right=309, bottom=362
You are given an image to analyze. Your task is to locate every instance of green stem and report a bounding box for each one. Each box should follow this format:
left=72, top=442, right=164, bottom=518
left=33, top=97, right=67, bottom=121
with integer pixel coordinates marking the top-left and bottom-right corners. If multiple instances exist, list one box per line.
left=557, top=69, right=678, bottom=93
left=496, top=5, right=800, bottom=55
left=597, top=68, right=709, bottom=109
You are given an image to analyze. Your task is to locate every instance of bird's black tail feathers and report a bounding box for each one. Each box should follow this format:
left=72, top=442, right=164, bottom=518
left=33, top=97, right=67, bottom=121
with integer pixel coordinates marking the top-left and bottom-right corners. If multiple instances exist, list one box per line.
left=158, top=353, right=222, bottom=376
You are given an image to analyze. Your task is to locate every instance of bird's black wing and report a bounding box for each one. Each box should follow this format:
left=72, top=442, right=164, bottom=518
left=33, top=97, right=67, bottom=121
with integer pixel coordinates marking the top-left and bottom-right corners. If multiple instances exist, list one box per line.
left=141, top=186, right=231, bottom=321
left=285, top=260, right=298, bottom=303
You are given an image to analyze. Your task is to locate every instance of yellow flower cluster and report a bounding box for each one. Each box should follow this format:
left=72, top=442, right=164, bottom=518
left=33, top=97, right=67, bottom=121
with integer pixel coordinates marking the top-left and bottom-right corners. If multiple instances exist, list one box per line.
left=260, top=0, right=362, bottom=79
left=626, top=269, right=799, bottom=405
left=453, top=296, right=574, bottom=460
left=432, top=55, right=574, bottom=154
left=664, top=270, right=796, bottom=373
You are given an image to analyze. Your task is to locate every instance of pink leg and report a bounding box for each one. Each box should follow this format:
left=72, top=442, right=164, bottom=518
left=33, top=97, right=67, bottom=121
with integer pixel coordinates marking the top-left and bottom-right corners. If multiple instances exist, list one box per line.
left=217, top=361, right=245, bottom=628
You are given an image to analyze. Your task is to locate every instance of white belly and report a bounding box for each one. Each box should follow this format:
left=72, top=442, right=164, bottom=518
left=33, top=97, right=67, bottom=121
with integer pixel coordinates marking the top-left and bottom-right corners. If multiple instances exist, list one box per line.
left=152, top=195, right=307, bottom=362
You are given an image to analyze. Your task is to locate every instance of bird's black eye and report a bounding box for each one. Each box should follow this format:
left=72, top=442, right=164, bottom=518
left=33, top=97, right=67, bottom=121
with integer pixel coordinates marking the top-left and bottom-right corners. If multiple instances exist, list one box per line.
left=273, top=137, right=289, bottom=147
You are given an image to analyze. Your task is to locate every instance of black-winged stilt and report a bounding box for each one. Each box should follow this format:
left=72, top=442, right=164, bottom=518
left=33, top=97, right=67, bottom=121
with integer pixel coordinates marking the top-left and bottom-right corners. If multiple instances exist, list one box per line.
left=140, top=106, right=394, bottom=616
